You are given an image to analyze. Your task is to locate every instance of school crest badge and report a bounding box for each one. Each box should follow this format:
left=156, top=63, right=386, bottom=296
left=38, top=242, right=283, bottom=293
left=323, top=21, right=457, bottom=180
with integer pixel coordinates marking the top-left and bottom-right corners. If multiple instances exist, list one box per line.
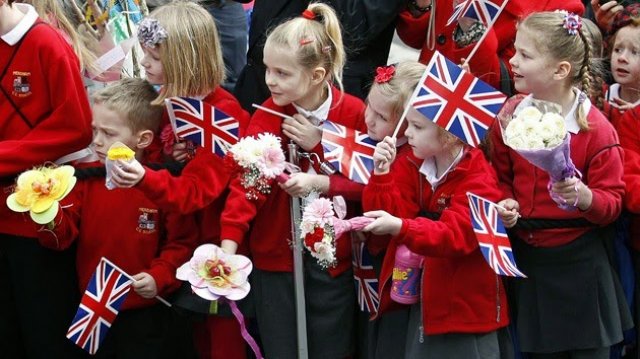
left=137, top=208, right=158, bottom=234
left=12, top=71, right=32, bottom=97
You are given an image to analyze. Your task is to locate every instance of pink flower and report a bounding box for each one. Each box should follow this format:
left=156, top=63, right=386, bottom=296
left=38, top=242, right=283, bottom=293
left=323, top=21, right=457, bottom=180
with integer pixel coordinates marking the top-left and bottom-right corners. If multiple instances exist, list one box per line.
left=255, top=147, right=285, bottom=179
left=176, top=244, right=253, bottom=301
left=302, top=198, right=334, bottom=227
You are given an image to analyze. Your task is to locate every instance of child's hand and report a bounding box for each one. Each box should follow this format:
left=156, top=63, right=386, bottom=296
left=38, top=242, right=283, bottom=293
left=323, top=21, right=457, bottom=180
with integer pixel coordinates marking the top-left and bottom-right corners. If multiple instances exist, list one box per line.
left=591, top=0, right=624, bottom=32
left=111, top=159, right=145, bottom=188
left=282, top=114, right=323, bottom=151
left=551, top=177, right=593, bottom=211
left=279, top=172, right=328, bottom=197
left=172, top=142, right=189, bottom=162
left=373, top=136, right=397, bottom=175
left=460, top=57, right=471, bottom=73
left=497, top=198, right=520, bottom=228
left=132, top=272, right=158, bottom=299
left=362, top=210, right=402, bottom=236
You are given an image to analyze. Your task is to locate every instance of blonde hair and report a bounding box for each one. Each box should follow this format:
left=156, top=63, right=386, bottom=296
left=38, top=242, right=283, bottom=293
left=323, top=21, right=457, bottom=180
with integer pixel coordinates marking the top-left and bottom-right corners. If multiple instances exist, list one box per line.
left=519, top=11, right=592, bottom=130
left=265, top=2, right=346, bottom=95
left=149, top=1, right=224, bottom=104
left=369, top=61, right=427, bottom=123
left=25, top=0, right=98, bottom=73
left=581, top=18, right=607, bottom=110
left=92, top=78, right=164, bottom=133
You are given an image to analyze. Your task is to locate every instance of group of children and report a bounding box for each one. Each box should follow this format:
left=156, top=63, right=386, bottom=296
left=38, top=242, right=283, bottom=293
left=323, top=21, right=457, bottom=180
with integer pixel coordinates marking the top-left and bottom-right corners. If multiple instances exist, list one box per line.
left=2, top=0, right=640, bottom=358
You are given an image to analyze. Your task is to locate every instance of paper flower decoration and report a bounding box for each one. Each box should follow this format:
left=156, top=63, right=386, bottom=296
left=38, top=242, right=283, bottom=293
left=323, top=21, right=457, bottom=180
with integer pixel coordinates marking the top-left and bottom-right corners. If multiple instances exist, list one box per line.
left=176, top=244, right=253, bottom=301
left=6, top=165, right=77, bottom=224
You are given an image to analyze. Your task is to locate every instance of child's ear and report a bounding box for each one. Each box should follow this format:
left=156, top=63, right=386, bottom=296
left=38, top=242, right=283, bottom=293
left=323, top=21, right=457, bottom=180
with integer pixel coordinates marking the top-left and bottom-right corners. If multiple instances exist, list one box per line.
left=553, top=61, right=572, bottom=81
left=136, top=130, right=155, bottom=149
left=311, top=67, right=327, bottom=85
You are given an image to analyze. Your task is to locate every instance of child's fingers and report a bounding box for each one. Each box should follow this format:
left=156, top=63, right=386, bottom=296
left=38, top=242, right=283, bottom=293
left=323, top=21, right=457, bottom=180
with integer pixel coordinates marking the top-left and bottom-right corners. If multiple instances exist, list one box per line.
left=363, top=210, right=386, bottom=219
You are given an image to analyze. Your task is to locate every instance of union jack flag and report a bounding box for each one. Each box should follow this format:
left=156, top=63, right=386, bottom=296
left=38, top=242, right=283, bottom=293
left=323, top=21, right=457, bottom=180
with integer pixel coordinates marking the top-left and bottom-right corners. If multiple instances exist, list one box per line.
left=467, top=192, right=526, bottom=278
left=410, top=51, right=506, bottom=147
left=352, top=237, right=379, bottom=314
left=446, top=0, right=506, bottom=27
left=321, top=120, right=377, bottom=185
left=67, top=258, right=132, bottom=354
left=165, top=97, right=240, bottom=157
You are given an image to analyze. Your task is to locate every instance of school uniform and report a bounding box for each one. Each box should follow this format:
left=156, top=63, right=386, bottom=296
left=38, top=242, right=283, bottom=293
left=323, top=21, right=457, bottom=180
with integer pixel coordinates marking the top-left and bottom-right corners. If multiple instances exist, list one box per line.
left=220, top=85, right=365, bottom=359
left=37, top=161, right=199, bottom=358
left=603, top=83, right=640, bottom=130
left=490, top=92, right=632, bottom=356
left=0, top=4, right=92, bottom=358
left=396, top=0, right=584, bottom=91
left=363, top=148, right=510, bottom=359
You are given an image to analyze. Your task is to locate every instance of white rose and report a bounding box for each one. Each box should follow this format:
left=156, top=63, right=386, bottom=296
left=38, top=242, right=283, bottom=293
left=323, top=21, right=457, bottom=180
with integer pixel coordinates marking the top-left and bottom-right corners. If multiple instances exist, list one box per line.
left=507, top=135, right=526, bottom=149
left=540, top=112, right=566, bottom=134
left=504, top=119, right=525, bottom=140
left=516, top=106, right=543, bottom=123
left=525, top=137, right=545, bottom=150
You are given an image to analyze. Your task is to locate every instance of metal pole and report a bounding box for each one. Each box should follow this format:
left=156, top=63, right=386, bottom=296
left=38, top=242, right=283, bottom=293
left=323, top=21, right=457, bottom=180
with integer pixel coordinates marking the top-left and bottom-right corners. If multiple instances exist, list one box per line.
left=288, top=142, right=308, bottom=359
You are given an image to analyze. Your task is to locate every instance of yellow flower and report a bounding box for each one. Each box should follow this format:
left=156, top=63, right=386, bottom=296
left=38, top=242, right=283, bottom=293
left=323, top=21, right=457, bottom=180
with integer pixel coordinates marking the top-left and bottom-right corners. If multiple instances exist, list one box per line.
left=107, top=146, right=135, bottom=161
left=6, top=165, right=77, bottom=224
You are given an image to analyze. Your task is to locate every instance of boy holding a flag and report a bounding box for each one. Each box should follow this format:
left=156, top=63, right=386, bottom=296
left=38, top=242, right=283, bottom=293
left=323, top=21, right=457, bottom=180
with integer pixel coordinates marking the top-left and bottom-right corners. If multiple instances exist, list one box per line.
left=36, top=78, right=198, bottom=357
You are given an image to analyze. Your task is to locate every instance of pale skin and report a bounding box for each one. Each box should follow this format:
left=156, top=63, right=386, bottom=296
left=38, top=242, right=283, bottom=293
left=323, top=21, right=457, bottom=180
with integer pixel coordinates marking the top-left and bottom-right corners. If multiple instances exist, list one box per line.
left=497, top=28, right=595, bottom=227
left=131, top=272, right=158, bottom=298
left=0, top=0, right=25, bottom=36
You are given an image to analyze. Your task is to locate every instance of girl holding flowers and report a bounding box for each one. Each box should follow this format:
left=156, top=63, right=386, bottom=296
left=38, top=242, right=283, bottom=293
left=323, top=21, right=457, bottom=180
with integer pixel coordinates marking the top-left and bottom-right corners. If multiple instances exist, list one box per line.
left=218, top=3, right=366, bottom=358
left=106, top=2, right=250, bottom=358
left=491, top=11, right=631, bottom=358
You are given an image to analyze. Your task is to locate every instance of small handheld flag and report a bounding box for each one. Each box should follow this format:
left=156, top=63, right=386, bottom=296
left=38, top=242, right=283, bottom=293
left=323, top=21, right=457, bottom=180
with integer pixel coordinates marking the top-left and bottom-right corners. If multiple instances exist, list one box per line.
left=447, top=0, right=506, bottom=27
left=165, top=97, right=240, bottom=157
left=321, top=120, right=377, bottom=185
left=467, top=192, right=526, bottom=277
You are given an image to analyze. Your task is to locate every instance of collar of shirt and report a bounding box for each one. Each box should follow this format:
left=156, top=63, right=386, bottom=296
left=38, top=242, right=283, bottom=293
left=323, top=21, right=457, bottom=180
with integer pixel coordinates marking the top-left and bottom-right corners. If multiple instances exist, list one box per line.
left=292, top=84, right=332, bottom=126
left=2, top=3, right=38, bottom=46
left=607, top=83, right=640, bottom=108
left=517, top=88, right=588, bottom=135
left=419, top=146, right=464, bottom=190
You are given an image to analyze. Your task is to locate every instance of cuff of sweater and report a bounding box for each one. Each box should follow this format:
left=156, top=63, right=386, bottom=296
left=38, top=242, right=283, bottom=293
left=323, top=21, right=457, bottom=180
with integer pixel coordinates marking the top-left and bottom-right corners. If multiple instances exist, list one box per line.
left=220, top=225, right=246, bottom=244
left=146, top=265, right=175, bottom=296
left=394, top=219, right=411, bottom=245
left=369, top=172, right=395, bottom=185
left=137, top=166, right=163, bottom=198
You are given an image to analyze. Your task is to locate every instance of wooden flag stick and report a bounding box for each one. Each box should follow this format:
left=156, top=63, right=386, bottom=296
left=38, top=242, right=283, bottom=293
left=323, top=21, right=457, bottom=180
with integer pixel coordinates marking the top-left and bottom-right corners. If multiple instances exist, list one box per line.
left=462, top=0, right=510, bottom=67
left=102, top=257, right=172, bottom=307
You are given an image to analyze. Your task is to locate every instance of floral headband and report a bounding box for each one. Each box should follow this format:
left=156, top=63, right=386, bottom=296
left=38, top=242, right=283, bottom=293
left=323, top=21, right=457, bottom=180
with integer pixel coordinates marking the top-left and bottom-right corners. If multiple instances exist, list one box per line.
left=610, top=4, right=640, bottom=36
left=560, top=11, right=582, bottom=36
left=137, top=17, right=168, bottom=48
left=374, top=65, right=395, bottom=84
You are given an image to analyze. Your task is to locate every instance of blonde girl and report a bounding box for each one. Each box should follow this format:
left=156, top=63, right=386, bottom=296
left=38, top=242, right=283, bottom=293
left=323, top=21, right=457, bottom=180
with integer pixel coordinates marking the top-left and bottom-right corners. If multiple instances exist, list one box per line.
left=492, top=11, right=631, bottom=358
left=218, top=3, right=367, bottom=358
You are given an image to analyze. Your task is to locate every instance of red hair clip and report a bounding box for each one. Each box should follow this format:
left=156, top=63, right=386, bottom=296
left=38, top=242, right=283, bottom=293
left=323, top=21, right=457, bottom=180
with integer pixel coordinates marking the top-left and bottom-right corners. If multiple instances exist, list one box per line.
left=302, top=9, right=316, bottom=20
left=374, top=65, right=395, bottom=84
left=300, top=38, right=315, bottom=45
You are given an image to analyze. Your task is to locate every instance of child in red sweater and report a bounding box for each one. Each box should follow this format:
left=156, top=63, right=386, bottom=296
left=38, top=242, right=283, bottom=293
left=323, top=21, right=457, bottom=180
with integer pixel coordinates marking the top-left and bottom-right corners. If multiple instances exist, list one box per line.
left=492, top=12, right=630, bottom=358
left=106, top=4, right=251, bottom=357
left=361, top=83, right=509, bottom=359
left=219, top=4, right=366, bottom=358
left=37, top=78, right=198, bottom=358
left=0, top=1, right=92, bottom=357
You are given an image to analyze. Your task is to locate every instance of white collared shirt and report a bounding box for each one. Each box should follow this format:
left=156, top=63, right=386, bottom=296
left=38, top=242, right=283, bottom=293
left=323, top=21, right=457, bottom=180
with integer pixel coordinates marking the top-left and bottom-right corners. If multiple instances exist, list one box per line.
left=419, top=147, right=464, bottom=191
left=515, top=88, right=590, bottom=135
left=1, top=3, right=38, bottom=46
left=292, top=84, right=332, bottom=126
left=606, top=83, right=640, bottom=108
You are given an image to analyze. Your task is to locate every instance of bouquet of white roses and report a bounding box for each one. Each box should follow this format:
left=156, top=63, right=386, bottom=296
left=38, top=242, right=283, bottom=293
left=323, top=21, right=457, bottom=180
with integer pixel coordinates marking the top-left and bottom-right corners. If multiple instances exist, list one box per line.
left=225, top=133, right=293, bottom=200
left=498, top=95, right=578, bottom=210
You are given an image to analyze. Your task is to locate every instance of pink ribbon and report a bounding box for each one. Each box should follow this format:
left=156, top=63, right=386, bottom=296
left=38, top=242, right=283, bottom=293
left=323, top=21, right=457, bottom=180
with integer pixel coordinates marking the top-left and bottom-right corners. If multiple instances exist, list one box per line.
left=224, top=299, right=264, bottom=359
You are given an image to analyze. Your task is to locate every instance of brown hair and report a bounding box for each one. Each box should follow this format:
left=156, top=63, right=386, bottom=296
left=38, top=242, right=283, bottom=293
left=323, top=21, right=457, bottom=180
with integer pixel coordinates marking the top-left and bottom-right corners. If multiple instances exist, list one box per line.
left=92, top=78, right=163, bottom=133
left=265, top=2, right=345, bottom=95
left=519, top=11, right=592, bottom=130
left=148, top=1, right=224, bottom=104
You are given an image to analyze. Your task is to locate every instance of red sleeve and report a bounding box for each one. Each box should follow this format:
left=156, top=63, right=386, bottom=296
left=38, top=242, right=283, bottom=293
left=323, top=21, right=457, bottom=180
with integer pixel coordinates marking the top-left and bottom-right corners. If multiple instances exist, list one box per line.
left=146, top=210, right=199, bottom=296
left=219, top=110, right=281, bottom=244
left=328, top=174, right=365, bottom=201
left=36, top=181, right=84, bottom=250
left=0, top=38, right=92, bottom=177
left=618, top=107, right=640, bottom=155
left=362, top=155, right=421, bottom=218
left=398, top=170, right=501, bottom=258
left=623, top=149, right=640, bottom=213
left=396, top=9, right=430, bottom=50
left=138, top=152, right=230, bottom=214
left=489, top=122, right=516, bottom=200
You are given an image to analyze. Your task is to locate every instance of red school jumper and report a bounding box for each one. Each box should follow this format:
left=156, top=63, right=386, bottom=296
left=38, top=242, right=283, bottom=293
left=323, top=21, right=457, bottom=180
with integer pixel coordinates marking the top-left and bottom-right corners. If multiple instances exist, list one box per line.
left=490, top=104, right=624, bottom=247
left=37, top=162, right=198, bottom=310
left=220, top=86, right=366, bottom=276
left=363, top=148, right=509, bottom=334
left=0, top=18, right=92, bottom=238
left=614, top=106, right=640, bottom=250
left=396, top=0, right=584, bottom=90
